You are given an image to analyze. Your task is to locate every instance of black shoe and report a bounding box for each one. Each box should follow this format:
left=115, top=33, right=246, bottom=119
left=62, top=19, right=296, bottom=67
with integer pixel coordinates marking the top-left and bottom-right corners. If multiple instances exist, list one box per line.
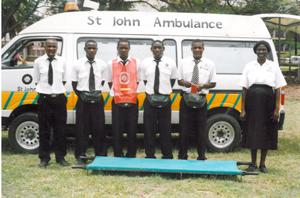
left=57, top=159, right=70, bottom=167
left=39, top=160, right=49, bottom=168
left=197, top=156, right=207, bottom=160
left=246, top=164, right=258, bottom=172
left=259, top=165, right=268, bottom=173
left=145, top=155, right=156, bottom=159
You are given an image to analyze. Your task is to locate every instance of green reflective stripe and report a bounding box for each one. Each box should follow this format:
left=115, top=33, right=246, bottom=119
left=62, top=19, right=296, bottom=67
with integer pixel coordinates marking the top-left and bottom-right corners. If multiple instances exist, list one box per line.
left=3, top=92, right=14, bottom=110
left=171, top=93, right=177, bottom=105
left=33, top=94, right=39, bottom=104
left=232, top=94, right=241, bottom=109
left=104, top=94, right=110, bottom=105
left=207, top=93, right=216, bottom=108
left=220, top=93, right=229, bottom=107
left=19, top=92, right=29, bottom=106
left=66, top=92, right=71, bottom=99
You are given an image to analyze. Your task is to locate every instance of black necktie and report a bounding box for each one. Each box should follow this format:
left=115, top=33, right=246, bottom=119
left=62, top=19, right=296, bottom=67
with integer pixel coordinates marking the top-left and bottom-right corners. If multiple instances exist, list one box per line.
left=88, top=61, right=95, bottom=91
left=48, top=58, right=54, bottom=86
left=154, top=59, right=160, bottom=94
left=191, top=59, right=200, bottom=84
left=121, top=60, right=128, bottom=66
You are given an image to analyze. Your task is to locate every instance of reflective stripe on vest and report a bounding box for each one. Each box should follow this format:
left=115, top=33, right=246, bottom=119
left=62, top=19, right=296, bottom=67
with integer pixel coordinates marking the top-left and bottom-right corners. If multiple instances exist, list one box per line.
left=112, top=58, right=138, bottom=104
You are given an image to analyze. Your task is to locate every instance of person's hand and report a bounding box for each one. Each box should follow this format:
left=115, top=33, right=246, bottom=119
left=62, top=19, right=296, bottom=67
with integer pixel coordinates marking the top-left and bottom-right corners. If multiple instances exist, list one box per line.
left=184, top=81, right=192, bottom=88
left=273, top=110, right=279, bottom=122
left=196, top=84, right=204, bottom=92
left=240, top=110, right=246, bottom=121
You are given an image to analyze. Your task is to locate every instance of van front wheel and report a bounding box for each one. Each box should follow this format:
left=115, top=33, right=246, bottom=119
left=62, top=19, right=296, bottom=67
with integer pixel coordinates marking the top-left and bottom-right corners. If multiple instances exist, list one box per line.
left=8, top=112, right=39, bottom=153
left=206, top=114, right=241, bottom=152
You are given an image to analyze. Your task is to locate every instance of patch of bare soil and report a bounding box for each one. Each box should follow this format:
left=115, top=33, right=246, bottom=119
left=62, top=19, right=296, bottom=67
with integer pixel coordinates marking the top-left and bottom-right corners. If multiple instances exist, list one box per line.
left=285, top=84, right=300, bottom=101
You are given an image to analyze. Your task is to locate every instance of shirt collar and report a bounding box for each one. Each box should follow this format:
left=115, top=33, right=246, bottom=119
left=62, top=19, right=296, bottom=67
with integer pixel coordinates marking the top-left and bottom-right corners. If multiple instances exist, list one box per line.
left=84, top=56, right=96, bottom=64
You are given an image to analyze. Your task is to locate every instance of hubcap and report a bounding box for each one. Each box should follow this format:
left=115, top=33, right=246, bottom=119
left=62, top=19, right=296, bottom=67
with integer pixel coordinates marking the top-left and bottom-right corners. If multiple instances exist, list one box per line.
left=208, top=121, right=235, bottom=149
left=15, top=121, right=39, bottom=150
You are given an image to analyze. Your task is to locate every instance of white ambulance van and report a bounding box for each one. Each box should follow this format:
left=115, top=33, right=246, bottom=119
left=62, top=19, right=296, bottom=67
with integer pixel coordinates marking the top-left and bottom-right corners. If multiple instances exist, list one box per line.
left=1, top=11, right=285, bottom=153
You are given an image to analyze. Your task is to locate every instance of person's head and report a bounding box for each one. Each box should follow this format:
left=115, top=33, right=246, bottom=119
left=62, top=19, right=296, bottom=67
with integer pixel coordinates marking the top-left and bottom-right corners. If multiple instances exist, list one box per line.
left=151, top=40, right=164, bottom=60
left=253, top=40, right=271, bottom=60
left=45, top=38, right=58, bottom=59
left=117, top=39, right=130, bottom=61
left=191, top=39, right=204, bottom=60
left=84, top=40, right=98, bottom=60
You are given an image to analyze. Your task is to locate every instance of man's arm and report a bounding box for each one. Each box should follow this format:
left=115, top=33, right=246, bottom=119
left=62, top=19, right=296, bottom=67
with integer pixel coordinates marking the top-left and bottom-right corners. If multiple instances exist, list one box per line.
left=72, top=81, right=80, bottom=96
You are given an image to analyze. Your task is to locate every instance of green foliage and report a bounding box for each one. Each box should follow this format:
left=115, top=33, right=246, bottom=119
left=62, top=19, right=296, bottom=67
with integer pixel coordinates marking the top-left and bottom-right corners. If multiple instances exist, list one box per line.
left=1, top=0, right=42, bottom=38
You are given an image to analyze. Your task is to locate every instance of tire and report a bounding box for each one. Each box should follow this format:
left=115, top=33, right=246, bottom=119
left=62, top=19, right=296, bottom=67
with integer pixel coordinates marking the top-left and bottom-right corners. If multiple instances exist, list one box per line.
left=206, top=114, right=241, bottom=152
left=8, top=112, right=39, bottom=153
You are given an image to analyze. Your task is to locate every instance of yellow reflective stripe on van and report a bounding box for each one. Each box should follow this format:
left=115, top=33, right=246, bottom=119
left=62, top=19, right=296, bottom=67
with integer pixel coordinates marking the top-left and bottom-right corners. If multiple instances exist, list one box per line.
left=1, top=91, right=241, bottom=112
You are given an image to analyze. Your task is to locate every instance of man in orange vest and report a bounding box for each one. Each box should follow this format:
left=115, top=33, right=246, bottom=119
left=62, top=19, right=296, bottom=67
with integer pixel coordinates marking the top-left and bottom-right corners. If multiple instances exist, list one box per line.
left=107, top=39, right=140, bottom=157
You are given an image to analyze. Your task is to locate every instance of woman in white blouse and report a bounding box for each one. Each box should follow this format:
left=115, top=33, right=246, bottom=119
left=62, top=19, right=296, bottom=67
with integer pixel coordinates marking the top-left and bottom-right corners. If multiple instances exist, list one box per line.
left=240, top=41, right=287, bottom=173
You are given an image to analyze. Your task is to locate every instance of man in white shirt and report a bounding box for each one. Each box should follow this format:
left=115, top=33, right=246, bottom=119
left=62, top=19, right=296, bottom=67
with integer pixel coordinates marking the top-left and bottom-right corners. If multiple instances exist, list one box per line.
left=107, top=39, right=140, bottom=158
left=141, top=40, right=178, bottom=159
left=33, top=38, right=69, bottom=167
left=71, top=40, right=107, bottom=165
left=178, top=39, right=216, bottom=160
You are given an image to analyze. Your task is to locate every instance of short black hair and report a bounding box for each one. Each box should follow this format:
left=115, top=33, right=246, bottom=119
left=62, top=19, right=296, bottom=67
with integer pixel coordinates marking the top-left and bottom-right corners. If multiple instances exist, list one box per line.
left=253, top=40, right=271, bottom=53
left=117, top=38, right=130, bottom=48
left=151, top=40, right=164, bottom=48
left=85, top=40, right=97, bottom=47
left=191, top=39, right=204, bottom=47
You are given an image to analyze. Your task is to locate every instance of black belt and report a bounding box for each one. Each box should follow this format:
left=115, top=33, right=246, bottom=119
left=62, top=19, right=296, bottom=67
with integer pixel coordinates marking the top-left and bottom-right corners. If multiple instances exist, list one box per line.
left=39, top=93, right=64, bottom=98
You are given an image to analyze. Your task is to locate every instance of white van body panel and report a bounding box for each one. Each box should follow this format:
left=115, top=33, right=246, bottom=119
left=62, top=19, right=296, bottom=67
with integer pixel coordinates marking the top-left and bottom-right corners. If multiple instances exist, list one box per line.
left=2, top=11, right=277, bottom=122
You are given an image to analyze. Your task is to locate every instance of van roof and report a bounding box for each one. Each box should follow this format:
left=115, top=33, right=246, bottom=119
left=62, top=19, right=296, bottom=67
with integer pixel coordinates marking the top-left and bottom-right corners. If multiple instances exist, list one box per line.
left=20, top=11, right=271, bottom=39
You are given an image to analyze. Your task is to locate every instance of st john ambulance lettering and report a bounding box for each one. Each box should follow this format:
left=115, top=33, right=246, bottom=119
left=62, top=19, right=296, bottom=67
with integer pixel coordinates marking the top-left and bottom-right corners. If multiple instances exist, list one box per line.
left=153, top=17, right=223, bottom=29
left=113, top=17, right=140, bottom=26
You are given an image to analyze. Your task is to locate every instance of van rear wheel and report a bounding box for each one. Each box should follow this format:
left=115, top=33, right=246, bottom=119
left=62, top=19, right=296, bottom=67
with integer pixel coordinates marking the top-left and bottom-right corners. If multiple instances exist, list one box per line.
left=8, top=112, right=39, bottom=153
left=206, top=114, right=241, bottom=152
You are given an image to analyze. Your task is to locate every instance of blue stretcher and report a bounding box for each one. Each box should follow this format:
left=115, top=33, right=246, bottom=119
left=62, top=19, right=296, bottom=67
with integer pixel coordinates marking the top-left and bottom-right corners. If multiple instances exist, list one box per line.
left=82, top=156, right=255, bottom=176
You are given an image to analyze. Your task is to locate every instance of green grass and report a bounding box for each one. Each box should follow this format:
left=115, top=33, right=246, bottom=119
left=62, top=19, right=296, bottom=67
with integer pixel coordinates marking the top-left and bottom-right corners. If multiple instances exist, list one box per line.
left=2, top=99, right=300, bottom=198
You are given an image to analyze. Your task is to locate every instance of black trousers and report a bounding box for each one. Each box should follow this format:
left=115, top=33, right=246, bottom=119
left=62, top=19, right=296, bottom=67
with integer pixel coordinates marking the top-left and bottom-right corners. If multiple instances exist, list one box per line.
left=143, top=95, right=173, bottom=159
left=112, top=100, right=138, bottom=157
left=38, top=94, right=67, bottom=162
left=75, top=97, right=106, bottom=159
left=178, top=98, right=207, bottom=159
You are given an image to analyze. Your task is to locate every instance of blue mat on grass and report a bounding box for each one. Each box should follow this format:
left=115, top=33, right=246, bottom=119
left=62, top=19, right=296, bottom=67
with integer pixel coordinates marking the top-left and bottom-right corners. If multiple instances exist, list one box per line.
left=86, top=156, right=244, bottom=175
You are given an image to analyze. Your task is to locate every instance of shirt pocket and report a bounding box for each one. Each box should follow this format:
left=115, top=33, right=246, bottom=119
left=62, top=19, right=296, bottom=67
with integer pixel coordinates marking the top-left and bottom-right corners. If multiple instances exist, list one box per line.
left=78, top=70, right=89, bottom=80
left=198, top=67, right=210, bottom=82
left=54, top=67, right=64, bottom=81
left=160, top=66, right=172, bottom=77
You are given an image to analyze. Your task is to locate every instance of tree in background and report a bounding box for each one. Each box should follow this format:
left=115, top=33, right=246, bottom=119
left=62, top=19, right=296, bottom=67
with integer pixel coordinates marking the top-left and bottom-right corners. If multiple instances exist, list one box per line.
left=2, top=0, right=300, bottom=39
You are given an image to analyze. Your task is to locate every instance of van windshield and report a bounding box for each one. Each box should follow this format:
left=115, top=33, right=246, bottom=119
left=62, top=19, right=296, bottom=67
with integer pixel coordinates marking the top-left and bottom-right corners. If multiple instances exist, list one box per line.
left=182, top=40, right=274, bottom=74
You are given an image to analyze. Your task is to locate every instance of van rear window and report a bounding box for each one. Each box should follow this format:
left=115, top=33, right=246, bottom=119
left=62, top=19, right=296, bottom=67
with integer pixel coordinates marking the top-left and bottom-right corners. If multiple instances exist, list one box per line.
left=182, top=40, right=273, bottom=74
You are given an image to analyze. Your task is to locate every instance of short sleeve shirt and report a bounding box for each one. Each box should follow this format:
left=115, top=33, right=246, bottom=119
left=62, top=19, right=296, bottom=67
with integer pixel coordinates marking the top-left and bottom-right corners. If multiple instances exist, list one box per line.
left=33, top=54, right=67, bottom=94
left=141, top=56, right=178, bottom=95
left=239, top=59, right=287, bottom=89
left=71, top=57, right=107, bottom=91
left=178, top=56, right=216, bottom=94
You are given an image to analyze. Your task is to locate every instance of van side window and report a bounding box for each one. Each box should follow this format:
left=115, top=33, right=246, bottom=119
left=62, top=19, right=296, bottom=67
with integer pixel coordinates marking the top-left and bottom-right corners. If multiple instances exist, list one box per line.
left=163, top=39, right=177, bottom=65
left=77, top=38, right=154, bottom=62
left=2, top=39, right=62, bottom=69
left=182, top=40, right=273, bottom=74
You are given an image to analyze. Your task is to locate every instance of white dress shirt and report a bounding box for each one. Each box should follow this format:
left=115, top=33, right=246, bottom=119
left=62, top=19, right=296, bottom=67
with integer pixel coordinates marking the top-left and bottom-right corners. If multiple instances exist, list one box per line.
left=240, top=59, right=287, bottom=89
left=141, top=56, right=178, bottom=95
left=107, top=56, right=141, bottom=96
left=71, top=57, right=107, bottom=91
left=178, top=56, right=216, bottom=94
left=33, top=54, right=66, bottom=94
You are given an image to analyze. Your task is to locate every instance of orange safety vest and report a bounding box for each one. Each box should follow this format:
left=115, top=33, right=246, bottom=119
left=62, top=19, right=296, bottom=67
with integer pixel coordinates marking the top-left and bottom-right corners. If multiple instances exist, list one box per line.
left=112, top=58, right=138, bottom=104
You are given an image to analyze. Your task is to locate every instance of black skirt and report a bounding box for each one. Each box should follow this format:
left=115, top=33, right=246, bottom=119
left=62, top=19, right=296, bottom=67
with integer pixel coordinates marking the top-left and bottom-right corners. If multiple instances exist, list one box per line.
left=242, top=84, right=278, bottom=150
